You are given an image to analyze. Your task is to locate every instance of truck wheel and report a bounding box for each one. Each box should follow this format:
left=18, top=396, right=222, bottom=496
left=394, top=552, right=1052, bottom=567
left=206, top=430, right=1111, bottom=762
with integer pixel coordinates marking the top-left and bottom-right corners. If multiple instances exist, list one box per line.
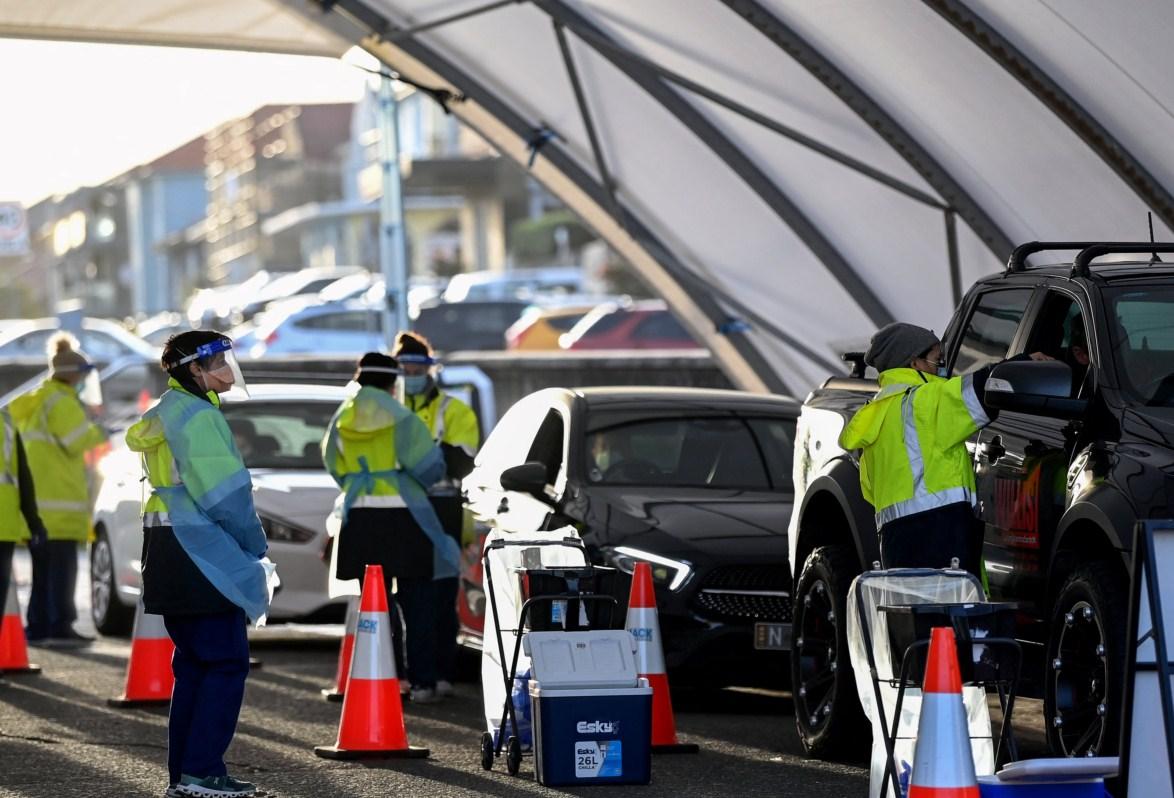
left=790, top=545, right=868, bottom=758
left=1044, top=562, right=1127, bottom=757
left=90, top=530, right=134, bottom=637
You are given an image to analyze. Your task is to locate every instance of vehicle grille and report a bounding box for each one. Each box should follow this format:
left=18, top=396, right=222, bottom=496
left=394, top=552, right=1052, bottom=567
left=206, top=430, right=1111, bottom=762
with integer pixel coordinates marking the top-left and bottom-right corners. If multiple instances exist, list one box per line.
left=691, top=565, right=792, bottom=623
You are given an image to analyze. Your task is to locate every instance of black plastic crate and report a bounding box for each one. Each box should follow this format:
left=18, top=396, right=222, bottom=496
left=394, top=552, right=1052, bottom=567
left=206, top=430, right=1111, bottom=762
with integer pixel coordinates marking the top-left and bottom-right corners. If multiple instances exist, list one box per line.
left=880, top=601, right=1018, bottom=684
left=523, top=566, right=619, bottom=632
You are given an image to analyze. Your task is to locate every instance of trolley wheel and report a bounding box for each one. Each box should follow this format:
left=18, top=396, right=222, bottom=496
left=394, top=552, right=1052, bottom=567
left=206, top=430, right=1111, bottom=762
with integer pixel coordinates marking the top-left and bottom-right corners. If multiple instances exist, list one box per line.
left=506, top=735, right=522, bottom=776
left=480, top=732, right=495, bottom=771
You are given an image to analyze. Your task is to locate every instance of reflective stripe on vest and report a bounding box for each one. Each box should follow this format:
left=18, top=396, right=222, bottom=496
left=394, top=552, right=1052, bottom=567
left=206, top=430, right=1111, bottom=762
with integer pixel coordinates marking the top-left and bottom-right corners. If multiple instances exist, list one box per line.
left=433, top=394, right=451, bottom=441
left=350, top=494, right=408, bottom=509
left=143, top=511, right=170, bottom=528
left=37, top=498, right=89, bottom=513
left=874, top=385, right=976, bottom=528
left=0, top=414, right=16, bottom=487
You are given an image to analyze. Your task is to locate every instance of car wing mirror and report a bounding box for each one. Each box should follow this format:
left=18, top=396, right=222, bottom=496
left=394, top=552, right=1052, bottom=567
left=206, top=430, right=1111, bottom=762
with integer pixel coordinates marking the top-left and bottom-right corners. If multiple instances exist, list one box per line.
left=985, top=360, right=1087, bottom=419
left=500, top=461, right=549, bottom=498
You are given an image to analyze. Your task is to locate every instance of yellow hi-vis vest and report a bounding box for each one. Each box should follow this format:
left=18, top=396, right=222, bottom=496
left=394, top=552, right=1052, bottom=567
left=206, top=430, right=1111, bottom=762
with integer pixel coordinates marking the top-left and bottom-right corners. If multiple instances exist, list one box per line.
left=839, top=367, right=990, bottom=530
left=406, top=390, right=480, bottom=456
left=9, top=379, right=107, bottom=541
left=0, top=411, right=31, bottom=543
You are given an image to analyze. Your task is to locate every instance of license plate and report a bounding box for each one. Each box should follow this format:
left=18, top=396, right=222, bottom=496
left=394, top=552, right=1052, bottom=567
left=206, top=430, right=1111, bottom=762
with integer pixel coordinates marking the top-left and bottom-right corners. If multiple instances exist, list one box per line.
left=754, top=622, right=792, bottom=651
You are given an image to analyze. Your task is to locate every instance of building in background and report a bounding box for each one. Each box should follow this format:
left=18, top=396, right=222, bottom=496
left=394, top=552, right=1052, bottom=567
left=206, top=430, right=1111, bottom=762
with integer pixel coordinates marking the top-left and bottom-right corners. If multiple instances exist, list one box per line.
left=21, top=138, right=206, bottom=319
left=261, top=86, right=551, bottom=283
left=203, top=103, right=352, bottom=284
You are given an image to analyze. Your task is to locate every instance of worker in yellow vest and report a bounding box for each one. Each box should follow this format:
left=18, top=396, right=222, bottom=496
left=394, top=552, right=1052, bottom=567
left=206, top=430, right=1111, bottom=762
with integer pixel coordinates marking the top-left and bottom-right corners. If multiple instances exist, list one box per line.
left=0, top=409, right=48, bottom=649
left=9, top=335, right=107, bottom=645
left=393, top=332, right=480, bottom=697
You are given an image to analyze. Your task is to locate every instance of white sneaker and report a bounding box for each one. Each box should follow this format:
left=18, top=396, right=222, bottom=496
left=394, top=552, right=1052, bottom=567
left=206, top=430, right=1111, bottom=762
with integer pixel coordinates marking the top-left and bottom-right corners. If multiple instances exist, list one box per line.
left=436, top=679, right=454, bottom=697
left=410, top=686, right=440, bottom=704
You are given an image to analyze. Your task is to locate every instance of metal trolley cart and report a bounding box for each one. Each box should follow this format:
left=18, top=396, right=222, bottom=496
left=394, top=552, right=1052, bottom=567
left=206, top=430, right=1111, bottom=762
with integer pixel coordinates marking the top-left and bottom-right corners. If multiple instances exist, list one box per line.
left=847, top=566, right=1022, bottom=798
left=478, top=534, right=619, bottom=776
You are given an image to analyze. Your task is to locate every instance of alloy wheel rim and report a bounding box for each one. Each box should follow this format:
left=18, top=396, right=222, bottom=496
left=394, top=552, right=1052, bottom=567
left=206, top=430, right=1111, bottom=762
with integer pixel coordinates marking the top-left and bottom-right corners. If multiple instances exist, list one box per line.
left=795, top=577, right=837, bottom=734
left=1051, top=598, right=1108, bottom=756
left=90, top=539, right=112, bottom=620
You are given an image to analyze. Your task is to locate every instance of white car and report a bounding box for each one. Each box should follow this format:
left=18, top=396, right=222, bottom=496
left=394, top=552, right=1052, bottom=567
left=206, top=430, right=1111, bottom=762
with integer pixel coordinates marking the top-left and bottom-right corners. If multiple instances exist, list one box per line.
left=0, top=316, right=158, bottom=362
left=244, top=300, right=384, bottom=358
left=89, top=384, right=349, bottom=635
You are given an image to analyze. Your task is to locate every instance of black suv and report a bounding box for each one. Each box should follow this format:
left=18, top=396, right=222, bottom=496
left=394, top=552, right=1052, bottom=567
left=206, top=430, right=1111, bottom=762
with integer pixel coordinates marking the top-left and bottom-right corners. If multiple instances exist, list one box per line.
left=787, top=242, right=1174, bottom=759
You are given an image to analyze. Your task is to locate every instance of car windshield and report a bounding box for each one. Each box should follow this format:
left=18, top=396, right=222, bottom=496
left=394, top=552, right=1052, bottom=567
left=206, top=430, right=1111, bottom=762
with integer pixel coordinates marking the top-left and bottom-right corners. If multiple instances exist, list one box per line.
left=584, top=412, right=795, bottom=490
left=222, top=401, right=335, bottom=469
left=1108, top=286, right=1174, bottom=406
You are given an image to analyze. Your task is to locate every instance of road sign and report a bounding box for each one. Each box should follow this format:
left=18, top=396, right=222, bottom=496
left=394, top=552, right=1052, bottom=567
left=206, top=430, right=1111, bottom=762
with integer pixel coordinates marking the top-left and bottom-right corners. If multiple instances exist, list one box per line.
left=0, top=203, right=29, bottom=256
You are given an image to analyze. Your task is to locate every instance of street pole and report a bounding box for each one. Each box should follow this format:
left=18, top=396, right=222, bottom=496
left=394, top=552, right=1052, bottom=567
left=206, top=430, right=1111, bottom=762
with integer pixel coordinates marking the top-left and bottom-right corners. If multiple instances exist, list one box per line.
left=377, top=72, right=409, bottom=349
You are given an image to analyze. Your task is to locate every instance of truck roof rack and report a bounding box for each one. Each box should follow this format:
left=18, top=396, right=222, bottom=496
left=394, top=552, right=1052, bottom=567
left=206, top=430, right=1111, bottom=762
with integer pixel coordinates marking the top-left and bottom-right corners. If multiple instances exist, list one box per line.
left=1005, top=242, right=1102, bottom=274
left=1071, top=242, right=1174, bottom=278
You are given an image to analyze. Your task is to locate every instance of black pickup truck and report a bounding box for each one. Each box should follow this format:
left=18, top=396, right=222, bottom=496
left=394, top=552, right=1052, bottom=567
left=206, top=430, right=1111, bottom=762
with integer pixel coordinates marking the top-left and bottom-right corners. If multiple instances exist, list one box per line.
left=787, top=242, right=1174, bottom=759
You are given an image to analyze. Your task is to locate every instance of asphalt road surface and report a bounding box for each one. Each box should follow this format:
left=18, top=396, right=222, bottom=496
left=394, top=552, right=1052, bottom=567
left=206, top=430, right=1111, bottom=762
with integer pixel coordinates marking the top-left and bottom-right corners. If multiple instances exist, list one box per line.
left=0, top=550, right=870, bottom=797
left=1, top=552, right=1048, bottom=798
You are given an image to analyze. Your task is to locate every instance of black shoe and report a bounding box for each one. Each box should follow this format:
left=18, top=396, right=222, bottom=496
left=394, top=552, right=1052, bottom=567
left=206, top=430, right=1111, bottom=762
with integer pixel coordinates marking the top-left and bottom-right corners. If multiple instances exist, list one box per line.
left=48, top=629, right=94, bottom=648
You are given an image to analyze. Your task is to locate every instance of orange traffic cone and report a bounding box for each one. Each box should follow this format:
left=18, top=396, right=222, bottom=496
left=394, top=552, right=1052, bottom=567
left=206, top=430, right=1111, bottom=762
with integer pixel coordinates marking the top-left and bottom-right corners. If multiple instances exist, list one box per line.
left=314, top=565, right=428, bottom=760
left=0, top=567, right=40, bottom=674
left=322, top=596, right=359, bottom=702
left=908, top=627, right=980, bottom=798
left=136, top=388, right=152, bottom=414
left=107, top=600, right=174, bottom=707
left=626, top=562, right=698, bottom=754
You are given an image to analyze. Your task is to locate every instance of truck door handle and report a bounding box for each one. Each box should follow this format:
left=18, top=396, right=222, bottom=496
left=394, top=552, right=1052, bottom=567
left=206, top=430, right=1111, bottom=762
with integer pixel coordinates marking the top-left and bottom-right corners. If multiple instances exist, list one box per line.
left=981, top=435, right=1006, bottom=463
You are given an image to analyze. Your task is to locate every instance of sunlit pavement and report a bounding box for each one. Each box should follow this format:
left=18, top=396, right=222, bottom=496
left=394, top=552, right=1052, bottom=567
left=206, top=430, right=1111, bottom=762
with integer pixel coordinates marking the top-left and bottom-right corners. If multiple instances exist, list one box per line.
left=1, top=549, right=1045, bottom=797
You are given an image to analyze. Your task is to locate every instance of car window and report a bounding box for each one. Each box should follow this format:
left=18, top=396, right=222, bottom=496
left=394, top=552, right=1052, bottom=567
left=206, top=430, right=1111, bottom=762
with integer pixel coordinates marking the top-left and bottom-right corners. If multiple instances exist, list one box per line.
left=79, top=330, right=131, bottom=361
left=222, top=401, right=335, bottom=469
left=1108, top=286, right=1174, bottom=406
left=633, top=311, right=691, bottom=342
left=294, top=311, right=381, bottom=332
left=525, top=409, right=566, bottom=486
left=951, top=288, right=1034, bottom=375
left=0, top=329, right=52, bottom=357
left=1021, top=292, right=1090, bottom=398
left=585, top=412, right=795, bottom=490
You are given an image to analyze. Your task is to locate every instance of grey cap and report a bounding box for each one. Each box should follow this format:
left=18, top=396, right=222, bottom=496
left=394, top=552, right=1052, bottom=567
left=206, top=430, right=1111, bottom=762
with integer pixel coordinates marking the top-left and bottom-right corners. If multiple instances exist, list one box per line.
left=865, top=322, right=939, bottom=373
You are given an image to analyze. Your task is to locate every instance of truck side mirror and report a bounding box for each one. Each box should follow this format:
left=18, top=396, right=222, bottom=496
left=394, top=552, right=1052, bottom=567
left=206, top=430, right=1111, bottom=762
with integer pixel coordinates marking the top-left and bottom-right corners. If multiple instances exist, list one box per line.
left=500, top=461, right=549, bottom=497
left=985, top=360, right=1087, bottom=419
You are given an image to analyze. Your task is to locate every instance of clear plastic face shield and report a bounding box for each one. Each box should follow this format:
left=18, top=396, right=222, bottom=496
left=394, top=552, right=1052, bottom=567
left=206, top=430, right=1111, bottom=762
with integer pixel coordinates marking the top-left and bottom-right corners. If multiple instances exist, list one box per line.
left=168, top=338, right=248, bottom=396
left=76, top=363, right=103, bottom=408
left=396, top=353, right=440, bottom=400
left=348, top=363, right=401, bottom=396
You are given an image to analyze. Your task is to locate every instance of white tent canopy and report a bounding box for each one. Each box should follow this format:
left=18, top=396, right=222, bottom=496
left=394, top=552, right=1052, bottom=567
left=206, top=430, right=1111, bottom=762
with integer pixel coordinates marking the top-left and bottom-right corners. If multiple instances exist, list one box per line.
left=6, top=0, right=1174, bottom=394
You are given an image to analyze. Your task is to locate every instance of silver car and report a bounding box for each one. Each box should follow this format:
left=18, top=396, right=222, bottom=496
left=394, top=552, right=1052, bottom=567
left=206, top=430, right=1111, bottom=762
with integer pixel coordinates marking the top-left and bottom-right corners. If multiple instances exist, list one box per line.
left=89, top=384, right=348, bottom=635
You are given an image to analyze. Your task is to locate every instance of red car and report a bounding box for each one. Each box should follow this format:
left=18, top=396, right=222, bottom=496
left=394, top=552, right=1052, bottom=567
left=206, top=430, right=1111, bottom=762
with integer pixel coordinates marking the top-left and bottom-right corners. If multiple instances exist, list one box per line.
left=558, top=300, right=701, bottom=350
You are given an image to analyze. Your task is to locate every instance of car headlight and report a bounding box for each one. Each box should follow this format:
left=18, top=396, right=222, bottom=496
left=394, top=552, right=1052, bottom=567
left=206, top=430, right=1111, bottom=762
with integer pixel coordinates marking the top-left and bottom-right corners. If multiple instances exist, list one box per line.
left=608, top=546, right=693, bottom=591
left=260, top=516, right=316, bottom=544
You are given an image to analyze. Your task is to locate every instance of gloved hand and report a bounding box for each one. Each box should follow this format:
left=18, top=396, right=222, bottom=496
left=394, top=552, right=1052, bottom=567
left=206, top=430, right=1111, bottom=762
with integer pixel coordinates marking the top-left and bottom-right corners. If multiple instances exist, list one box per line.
left=28, top=527, right=48, bottom=552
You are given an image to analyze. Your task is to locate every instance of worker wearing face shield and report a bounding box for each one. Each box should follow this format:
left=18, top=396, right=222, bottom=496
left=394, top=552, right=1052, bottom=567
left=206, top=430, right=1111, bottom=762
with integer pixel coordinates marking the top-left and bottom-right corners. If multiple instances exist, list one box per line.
left=393, top=332, right=480, bottom=698
left=8, top=334, right=108, bottom=646
left=126, top=330, right=271, bottom=798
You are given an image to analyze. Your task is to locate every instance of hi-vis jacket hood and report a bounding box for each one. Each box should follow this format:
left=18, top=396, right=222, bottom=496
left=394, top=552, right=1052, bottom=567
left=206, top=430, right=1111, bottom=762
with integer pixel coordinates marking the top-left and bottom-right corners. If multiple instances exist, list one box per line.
left=321, top=385, right=456, bottom=578
left=840, top=367, right=990, bottom=528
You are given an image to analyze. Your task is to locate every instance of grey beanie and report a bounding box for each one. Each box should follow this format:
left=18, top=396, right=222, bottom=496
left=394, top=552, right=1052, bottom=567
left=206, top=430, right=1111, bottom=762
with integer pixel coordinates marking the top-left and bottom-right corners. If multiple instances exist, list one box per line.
left=48, top=333, right=92, bottom=377
left=865, top=323, right=939, bottom=373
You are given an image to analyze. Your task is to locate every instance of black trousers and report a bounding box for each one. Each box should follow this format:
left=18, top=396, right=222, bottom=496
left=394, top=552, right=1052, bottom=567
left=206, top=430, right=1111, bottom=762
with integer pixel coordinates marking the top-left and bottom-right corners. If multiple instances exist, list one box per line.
left=879, top=502, right=983, bottom=576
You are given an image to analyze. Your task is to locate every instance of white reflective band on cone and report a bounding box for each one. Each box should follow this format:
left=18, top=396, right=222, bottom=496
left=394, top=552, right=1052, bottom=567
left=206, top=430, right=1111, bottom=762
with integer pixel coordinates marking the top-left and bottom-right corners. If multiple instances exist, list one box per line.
left=4, top=575, right=19, bottom=615
left=909, top=692, right=978, bottom=789
left=132, top=600, right=170, bottom=641
left=625, top=605, right=666, bottom=674
left=349, top=610, right=397, bottom=680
